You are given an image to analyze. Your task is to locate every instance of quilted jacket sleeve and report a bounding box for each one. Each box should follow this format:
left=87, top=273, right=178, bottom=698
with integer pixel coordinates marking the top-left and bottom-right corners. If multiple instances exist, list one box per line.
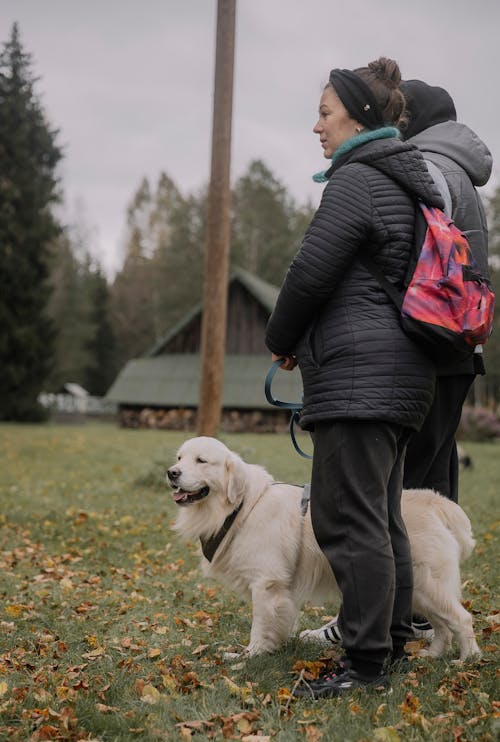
left=266, top=166, right=372, bottom=355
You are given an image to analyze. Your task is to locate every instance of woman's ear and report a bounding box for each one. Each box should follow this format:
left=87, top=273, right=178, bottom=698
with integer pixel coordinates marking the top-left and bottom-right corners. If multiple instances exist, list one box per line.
left=224, top=454, right=247, bottom=505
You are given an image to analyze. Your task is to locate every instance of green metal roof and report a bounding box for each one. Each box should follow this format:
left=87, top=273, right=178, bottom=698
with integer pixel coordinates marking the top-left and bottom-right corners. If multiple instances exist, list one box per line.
left=106, top=354, right=304, bottom=410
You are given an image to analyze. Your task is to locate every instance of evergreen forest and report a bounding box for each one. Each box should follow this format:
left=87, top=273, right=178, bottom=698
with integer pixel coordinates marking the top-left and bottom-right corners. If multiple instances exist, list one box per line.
left=1, top=24, right=499, bottom=420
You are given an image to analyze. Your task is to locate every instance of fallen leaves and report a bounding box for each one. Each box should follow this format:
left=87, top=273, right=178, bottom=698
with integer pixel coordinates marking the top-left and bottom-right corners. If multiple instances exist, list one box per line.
left=291, top=660, right=327, bottom=681
left=397, top=692, right=430, bottom=732
left=373, top=728, right=401, bottom=741
left=0, top=426, right=498, bottom=740
left=176, top=710, right=262, bottom=740
left=5, top=604, right=31, bottom=617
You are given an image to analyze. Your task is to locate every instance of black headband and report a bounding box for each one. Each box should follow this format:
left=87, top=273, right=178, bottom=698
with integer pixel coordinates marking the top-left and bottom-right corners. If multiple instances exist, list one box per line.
left=329, top=68, right=386, bottom=129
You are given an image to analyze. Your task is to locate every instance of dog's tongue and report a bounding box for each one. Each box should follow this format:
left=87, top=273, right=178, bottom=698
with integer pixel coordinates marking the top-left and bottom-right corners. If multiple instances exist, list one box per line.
left=172, top=490, right=189, bottom=502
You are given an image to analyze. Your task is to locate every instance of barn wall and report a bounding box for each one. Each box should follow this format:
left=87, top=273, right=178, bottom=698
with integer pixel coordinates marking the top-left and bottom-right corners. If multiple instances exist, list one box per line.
left=161, top=283, right=269, bottom=355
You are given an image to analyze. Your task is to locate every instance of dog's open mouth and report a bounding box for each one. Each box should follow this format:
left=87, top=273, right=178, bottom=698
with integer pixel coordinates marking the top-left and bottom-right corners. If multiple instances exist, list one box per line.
left=172, top=486, right=209, bottom=506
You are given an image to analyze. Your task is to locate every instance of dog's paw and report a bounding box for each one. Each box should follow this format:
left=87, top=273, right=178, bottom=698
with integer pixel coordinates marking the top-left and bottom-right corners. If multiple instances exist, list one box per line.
left=452, top=651, right=482, bottom=664
left=417, top=648, right=432, bottom=658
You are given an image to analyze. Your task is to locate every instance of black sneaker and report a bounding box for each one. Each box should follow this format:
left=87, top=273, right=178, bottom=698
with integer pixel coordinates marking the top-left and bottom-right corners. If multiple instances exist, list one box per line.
left=389, top=653, right=411, bottom=673
left=292, top=666, right=390, bottom=699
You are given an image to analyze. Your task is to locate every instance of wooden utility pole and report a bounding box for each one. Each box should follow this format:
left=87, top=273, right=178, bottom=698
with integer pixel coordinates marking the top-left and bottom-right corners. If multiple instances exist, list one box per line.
left=197, top=0, right=236, bottom=436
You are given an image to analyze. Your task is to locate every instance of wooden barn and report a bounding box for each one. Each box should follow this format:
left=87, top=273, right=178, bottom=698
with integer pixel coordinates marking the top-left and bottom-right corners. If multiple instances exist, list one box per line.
left=105, top=267, right=304, bottom=431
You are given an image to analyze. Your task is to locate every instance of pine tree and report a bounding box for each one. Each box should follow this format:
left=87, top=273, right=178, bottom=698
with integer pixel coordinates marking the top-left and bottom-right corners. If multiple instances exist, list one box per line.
left=150, top=180, right=206, bottom=336
left=0, top=23, right=62, bottom=420
left=46, top=233, right=95, bottom=391
left=83, top=264, right=116, bottom=396
left=110, top=179, right=157, bottom=367
left=231, top=160, right=314, bottom=284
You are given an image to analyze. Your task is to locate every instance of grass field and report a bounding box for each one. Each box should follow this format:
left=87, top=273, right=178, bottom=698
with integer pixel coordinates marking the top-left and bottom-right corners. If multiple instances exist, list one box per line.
left=0, top=422, right=498, bottom=741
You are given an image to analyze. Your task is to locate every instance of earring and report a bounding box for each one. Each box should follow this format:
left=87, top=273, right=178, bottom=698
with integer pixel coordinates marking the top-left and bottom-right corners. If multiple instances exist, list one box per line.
left=355, top=127, right=362, bottom=134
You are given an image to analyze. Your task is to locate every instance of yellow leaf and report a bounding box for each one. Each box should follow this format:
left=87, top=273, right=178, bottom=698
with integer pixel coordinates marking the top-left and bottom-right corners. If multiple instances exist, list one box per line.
left=223, top=676, right=251, bottom=699
left=404, top=639, right=425, bottom=654
left=161, top=673, right=177, bottom=692
left=82, top=647, right=105, bottom=659
left=277, top=687, right=292, bottom=703
left=5, top=605, right=25, bottom=617
left=55, top=686, right=77, bottom=701
left=0, top=682, right=8, bottom=697
left=236, top=718, right=252, bottom=734
left=373, top=728, right=401, bottom=742
left=292, top=660, right=325, bottom=680
left=398, top=692, right=420, bottom=715
left=242, top=736, right=270, bottom=742
left=141, top=684, right=160, bottom=704
left=148, top=648, right=161, bottom=659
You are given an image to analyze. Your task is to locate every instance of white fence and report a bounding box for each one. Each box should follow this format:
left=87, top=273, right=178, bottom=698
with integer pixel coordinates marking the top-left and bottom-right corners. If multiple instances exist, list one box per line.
left=38, top=392, right=117, bottom=416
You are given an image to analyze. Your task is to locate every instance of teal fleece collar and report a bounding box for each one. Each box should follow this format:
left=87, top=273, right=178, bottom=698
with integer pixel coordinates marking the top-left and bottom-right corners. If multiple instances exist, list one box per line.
left=312, top=126, right=400, bottom=183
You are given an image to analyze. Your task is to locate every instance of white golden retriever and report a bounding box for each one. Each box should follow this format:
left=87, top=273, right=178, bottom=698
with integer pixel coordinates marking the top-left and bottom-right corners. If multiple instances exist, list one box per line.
left=168, top=436, right=480, bottom=660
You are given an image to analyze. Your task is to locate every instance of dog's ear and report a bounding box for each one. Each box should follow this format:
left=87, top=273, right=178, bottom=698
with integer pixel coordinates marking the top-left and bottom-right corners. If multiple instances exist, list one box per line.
left=224, top=454, right=247, bottom=505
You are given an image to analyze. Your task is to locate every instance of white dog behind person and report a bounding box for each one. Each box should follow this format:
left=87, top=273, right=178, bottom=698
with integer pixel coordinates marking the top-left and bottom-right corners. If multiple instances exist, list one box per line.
left=265, top=57, right=441, bottom=699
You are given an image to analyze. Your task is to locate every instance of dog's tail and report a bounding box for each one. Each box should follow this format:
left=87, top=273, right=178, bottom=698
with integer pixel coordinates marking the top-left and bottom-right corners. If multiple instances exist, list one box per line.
left=432, top=495, right=476, bottom=561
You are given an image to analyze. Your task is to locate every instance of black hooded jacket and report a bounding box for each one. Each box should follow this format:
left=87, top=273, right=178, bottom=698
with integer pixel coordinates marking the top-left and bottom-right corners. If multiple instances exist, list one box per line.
left=265, top=136, right=441, bottom=431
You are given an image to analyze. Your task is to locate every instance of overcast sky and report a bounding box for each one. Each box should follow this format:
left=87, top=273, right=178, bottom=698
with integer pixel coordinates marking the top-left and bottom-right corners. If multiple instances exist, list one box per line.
left=2, top=0, right=499, bottom=276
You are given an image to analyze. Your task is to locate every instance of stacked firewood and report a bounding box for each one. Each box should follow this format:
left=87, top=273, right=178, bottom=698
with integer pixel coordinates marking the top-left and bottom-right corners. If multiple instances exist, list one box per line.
left=118, top=406, right=292, bottom=433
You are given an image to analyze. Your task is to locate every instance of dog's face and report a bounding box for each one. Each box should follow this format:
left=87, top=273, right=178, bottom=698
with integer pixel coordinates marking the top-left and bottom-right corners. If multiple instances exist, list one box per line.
left=167, top=436, right=245, bottom=508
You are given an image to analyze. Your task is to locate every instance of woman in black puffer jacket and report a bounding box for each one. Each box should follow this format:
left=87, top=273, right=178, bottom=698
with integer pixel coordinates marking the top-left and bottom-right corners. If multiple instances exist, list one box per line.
left=265, top=58, right=440, bottom=698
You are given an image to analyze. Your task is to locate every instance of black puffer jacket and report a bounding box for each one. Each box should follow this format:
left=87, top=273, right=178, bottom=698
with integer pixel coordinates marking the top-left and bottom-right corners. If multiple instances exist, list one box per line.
left=265, top=136, right=443, bottom=432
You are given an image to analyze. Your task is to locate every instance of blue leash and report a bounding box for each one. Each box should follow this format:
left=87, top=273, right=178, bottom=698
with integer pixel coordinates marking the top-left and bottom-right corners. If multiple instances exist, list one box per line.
left=264, top=359, right=313, bottom=460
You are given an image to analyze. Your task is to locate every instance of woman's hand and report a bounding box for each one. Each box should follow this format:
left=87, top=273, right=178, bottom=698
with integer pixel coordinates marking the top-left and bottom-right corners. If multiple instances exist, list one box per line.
left=271, top=352, right=297, bottom=371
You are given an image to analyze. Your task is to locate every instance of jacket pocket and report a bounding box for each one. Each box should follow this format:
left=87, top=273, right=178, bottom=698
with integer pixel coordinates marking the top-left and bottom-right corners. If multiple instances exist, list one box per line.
left=297, top=319, right=322, bottom=369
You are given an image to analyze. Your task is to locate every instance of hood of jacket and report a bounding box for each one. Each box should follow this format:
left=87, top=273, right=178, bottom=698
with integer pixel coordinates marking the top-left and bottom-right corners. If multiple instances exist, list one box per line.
left=401, top=79, right=457, bottom=137
left=328, top=136, right=445, bottom=209
left=408, top=120, right=492, bottom=187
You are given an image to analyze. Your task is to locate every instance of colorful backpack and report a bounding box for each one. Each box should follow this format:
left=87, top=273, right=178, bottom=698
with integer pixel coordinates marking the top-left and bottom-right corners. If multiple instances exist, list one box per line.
left=361, top=167, right=495, bottom=365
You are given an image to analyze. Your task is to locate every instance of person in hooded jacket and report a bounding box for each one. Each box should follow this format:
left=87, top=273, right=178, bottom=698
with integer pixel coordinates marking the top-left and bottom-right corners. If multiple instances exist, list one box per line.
left=400, top=79, right=492, bottom=504
left=297, top=80, right=493, bottom=655
left=265, top=57, right=440, bottom=698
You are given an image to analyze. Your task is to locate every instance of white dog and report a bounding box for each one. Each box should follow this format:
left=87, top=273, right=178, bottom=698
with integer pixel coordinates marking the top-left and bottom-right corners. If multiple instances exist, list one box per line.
left=168, top=436, right=480, bottom=660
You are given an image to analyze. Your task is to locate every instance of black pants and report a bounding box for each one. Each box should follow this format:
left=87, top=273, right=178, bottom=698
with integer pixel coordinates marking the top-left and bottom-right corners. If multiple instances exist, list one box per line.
left=403, top=374, right=475, bottom=502
left=310, top=420, right=413, bottom=676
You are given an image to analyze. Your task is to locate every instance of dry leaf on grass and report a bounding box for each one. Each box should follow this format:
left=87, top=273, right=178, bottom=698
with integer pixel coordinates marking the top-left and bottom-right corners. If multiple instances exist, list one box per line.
left=373, top=728, right=401, bottom=742
left=140, top=684, right=161, bottom=704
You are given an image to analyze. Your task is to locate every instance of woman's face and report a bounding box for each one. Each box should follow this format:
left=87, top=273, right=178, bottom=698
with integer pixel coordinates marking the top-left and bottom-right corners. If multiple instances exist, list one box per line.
left=313, top=86, right=360, bottom=158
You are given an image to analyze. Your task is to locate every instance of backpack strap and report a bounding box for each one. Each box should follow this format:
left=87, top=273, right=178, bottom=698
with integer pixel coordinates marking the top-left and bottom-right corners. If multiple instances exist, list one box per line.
left=360, top=159, right=452, bottom=304
left=424, top=159, right=452, bottom=217
left=358, top=254, right=404, bottom=310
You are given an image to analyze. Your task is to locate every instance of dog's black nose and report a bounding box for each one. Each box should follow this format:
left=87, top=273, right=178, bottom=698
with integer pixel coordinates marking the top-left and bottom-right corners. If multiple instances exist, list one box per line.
left=168, top=467, right=180, bottom=482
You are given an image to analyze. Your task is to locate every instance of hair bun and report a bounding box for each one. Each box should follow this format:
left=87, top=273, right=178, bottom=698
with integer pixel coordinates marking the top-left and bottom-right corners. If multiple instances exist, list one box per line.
left=367, top=57, right=401, bottom=89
